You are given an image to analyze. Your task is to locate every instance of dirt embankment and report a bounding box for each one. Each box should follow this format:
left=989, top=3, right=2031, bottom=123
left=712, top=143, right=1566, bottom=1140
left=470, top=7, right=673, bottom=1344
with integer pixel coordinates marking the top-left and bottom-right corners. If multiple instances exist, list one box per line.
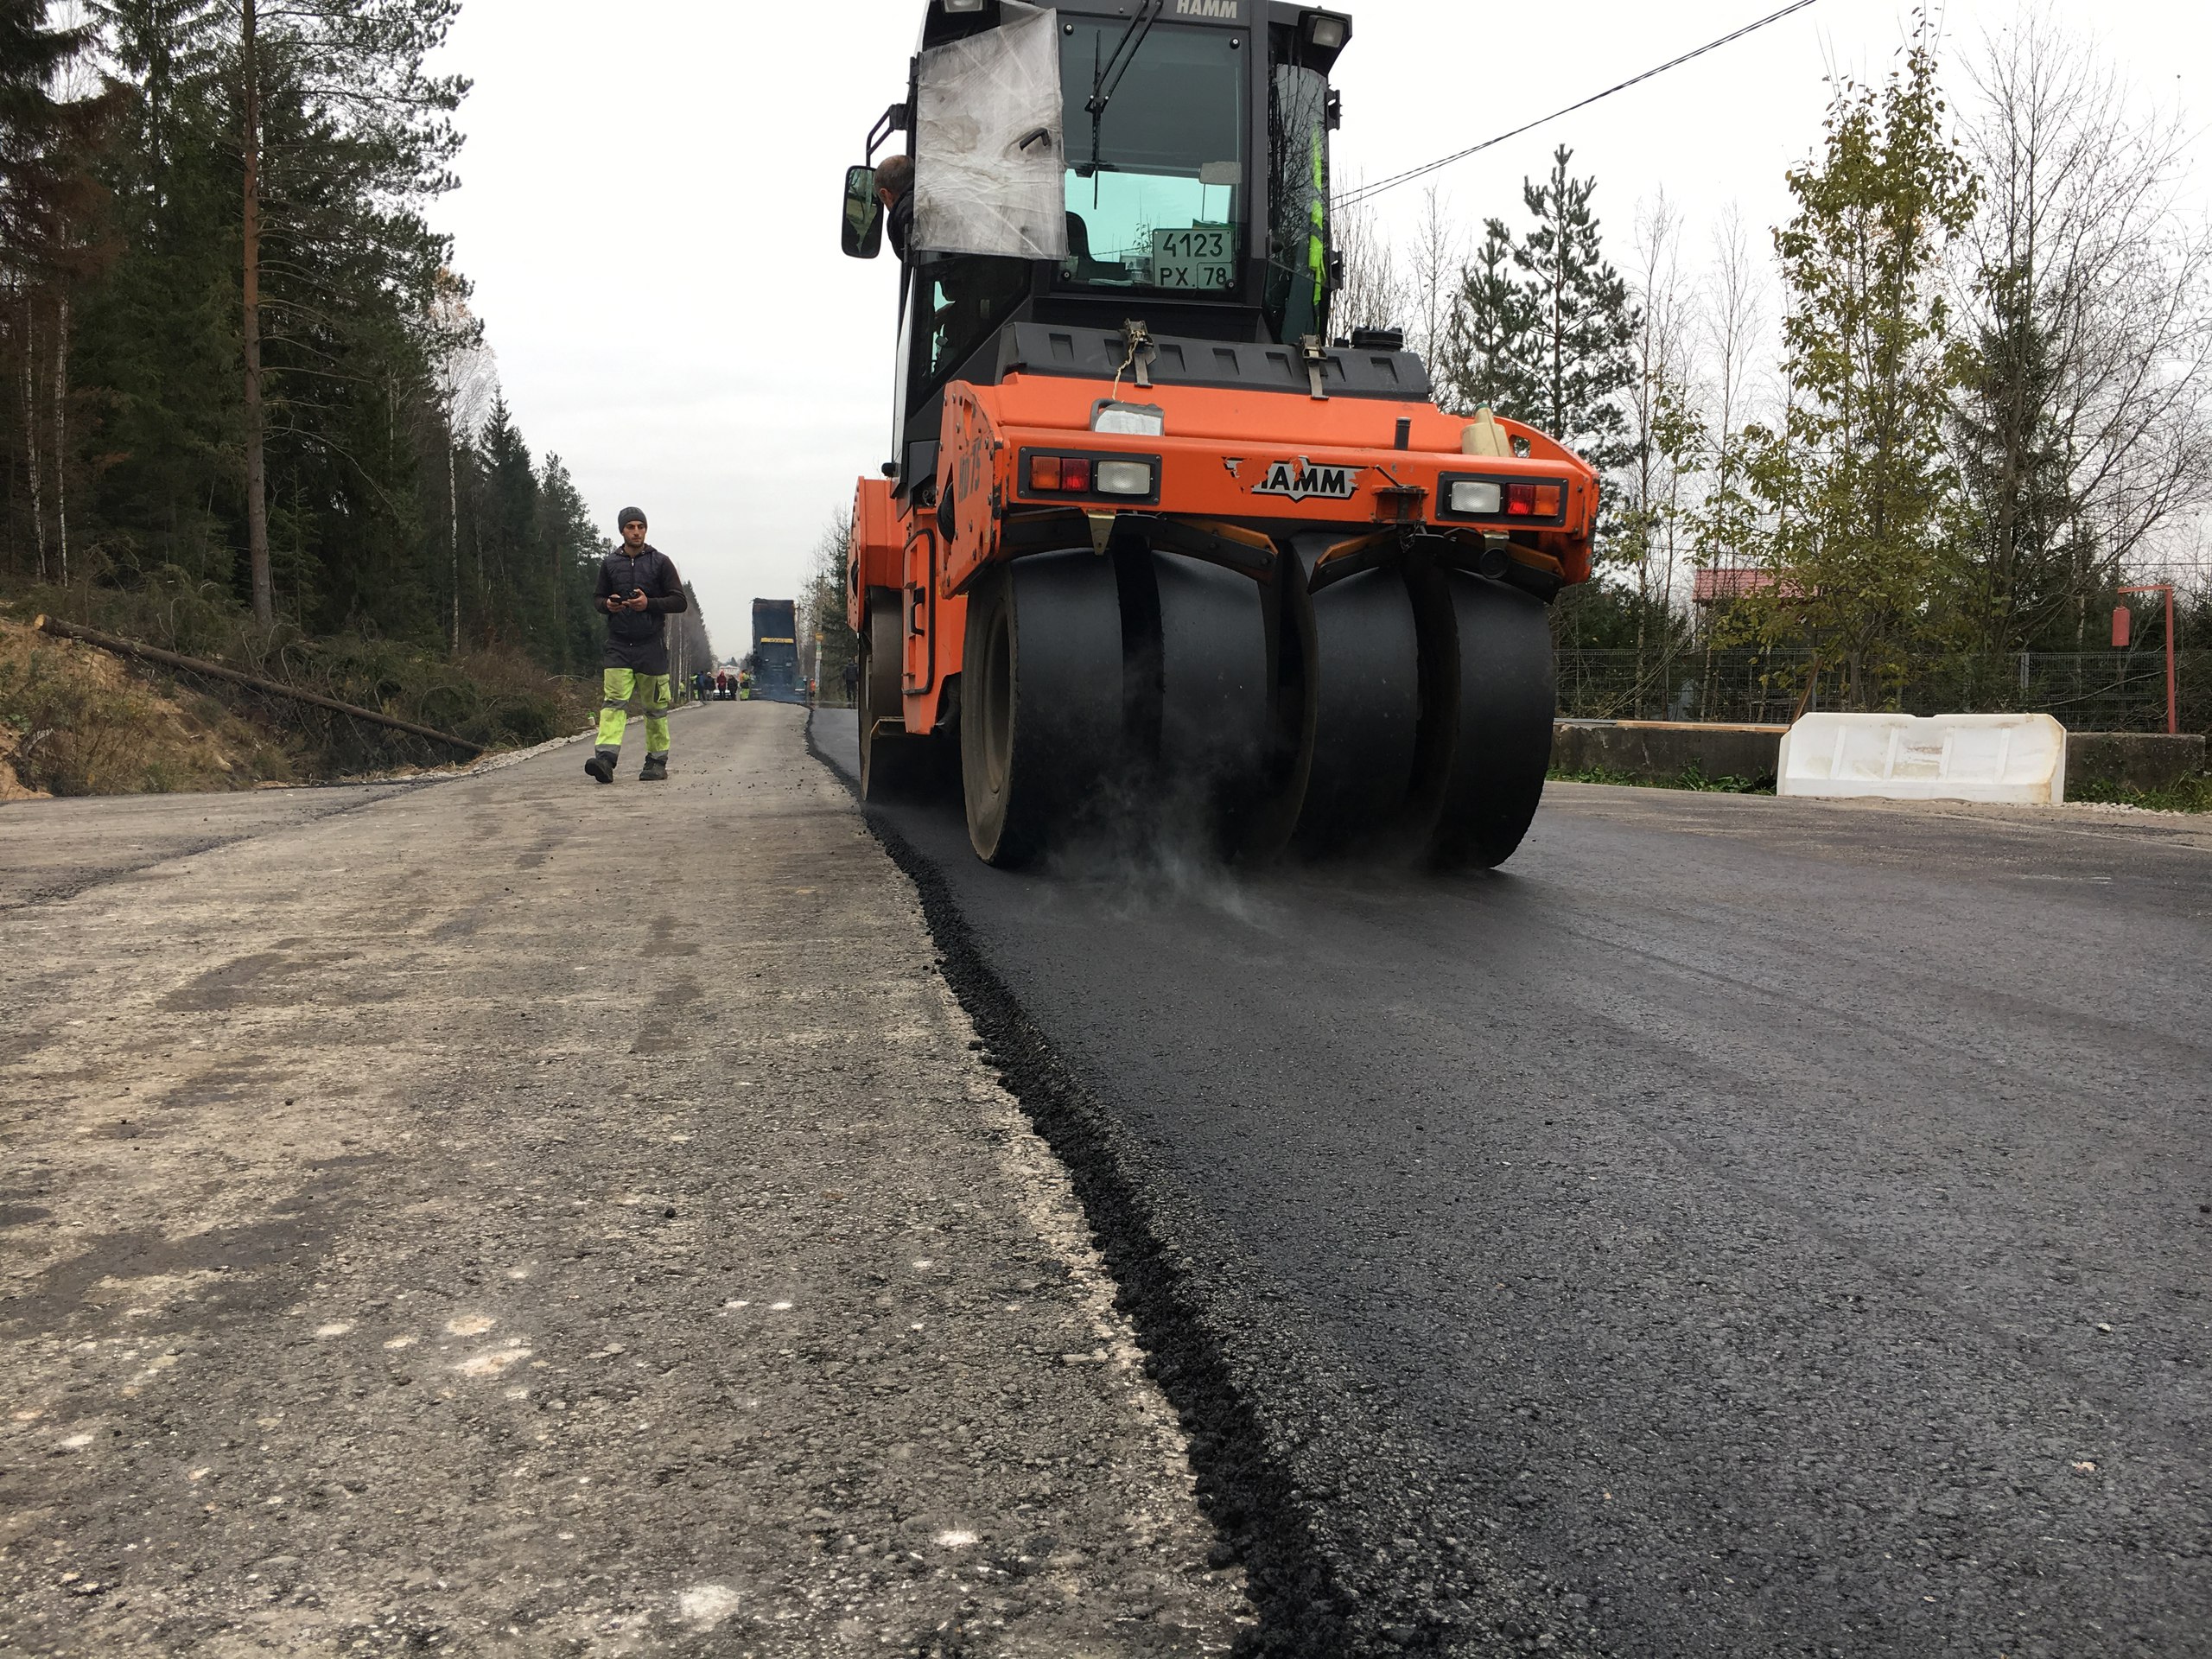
left=0, top=621, right=296, bottom=800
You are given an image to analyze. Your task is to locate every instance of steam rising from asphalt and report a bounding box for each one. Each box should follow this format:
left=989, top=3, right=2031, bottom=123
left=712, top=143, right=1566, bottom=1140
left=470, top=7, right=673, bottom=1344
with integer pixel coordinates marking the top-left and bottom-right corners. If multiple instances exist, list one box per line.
left=1042, top=763, right=1282, bottom=928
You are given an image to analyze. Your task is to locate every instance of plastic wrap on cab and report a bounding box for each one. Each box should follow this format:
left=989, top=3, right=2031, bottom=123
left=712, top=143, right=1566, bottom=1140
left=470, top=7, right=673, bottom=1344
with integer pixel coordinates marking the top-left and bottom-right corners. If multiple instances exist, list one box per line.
left=913, top=3, right=1070, bottom=262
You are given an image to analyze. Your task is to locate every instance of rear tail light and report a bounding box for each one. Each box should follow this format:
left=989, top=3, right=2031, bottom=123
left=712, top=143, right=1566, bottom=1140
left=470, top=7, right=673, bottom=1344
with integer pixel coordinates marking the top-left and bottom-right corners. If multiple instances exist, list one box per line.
left=1449, top=475, right=1567, bottom=520
left=1023, top=450, right=1156, bottom=499
left=1503, top=481, right=1565, bottom=518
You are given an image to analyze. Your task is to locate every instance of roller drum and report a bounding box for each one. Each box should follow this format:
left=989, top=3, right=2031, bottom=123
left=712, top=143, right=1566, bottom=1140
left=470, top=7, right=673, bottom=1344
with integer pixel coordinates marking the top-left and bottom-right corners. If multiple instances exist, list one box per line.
left=1295, top=568, right=1422, bottom=850
left=858, top=593, right=929, bottom=800
left=960, top=552, right=1124, bottom=867
left=1427, top=571, right=1555, bottom=868
left=1150, top=551, right=1273, bottom=850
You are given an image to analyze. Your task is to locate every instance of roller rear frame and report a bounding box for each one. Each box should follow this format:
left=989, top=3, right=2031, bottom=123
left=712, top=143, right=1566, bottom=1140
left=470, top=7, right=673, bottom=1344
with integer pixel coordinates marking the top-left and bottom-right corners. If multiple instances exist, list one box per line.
left=850, top=367, right=1586, bottom=867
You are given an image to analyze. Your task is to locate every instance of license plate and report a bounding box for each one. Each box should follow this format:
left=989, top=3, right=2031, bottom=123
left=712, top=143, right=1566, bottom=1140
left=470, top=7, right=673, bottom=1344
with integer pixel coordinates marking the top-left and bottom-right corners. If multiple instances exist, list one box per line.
left=1152, top=226, right=1235, bottom=291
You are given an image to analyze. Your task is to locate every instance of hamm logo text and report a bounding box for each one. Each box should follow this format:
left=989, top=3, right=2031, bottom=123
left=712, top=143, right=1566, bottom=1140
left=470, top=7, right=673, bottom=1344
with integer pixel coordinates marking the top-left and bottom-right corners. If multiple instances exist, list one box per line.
left=1252, top=460, right=1357, bottom=503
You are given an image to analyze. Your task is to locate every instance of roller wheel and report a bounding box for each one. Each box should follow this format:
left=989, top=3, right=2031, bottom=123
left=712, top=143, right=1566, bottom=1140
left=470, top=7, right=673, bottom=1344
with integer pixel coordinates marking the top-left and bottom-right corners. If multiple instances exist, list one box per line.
left=857, top=592, right=928, bottom=800
left=1294, top=568, right=1422, bottom=851
left=1136, top=551, right=1274, bottom=854
left=960, top=554, right=1124, bottom=867
left=1420, top=571, right=1555, bottom=868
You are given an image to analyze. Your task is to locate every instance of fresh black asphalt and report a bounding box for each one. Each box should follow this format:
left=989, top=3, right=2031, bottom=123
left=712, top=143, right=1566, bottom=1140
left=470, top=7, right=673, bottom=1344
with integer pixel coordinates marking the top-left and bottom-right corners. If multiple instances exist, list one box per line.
left=814, top=714, right=2211, bottom=1659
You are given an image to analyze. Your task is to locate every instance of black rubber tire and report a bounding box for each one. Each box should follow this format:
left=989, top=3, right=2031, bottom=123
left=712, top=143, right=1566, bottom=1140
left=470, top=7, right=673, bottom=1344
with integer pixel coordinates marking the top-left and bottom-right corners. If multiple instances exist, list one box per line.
left=1422, top=571, right=1555, bottom=868
left=1294, top=567, right=1422, bottom=851
left=857, top=594, right=927, bottom=800
left=1148, top=551, right=1273, bottom=853
left=960, top=553, right=1123, bottom=867
left=1236, top=556, right=1318, bottom=864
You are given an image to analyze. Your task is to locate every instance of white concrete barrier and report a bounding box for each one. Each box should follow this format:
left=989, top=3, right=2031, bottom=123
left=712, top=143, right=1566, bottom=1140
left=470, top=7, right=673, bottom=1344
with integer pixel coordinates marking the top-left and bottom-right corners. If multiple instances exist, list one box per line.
left=1777, top=712, right=2067, bottom=804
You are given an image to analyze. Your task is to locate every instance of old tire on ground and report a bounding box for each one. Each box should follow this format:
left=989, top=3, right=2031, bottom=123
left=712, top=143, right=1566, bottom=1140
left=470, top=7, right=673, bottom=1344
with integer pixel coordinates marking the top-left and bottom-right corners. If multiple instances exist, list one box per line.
left=960, top=553, right=1123, bottom=868
left=1421, top=571, right=1554, bottom=868
left=857, top=591, right=928, bottom=800
left=1294, top=567, right=1422, bottom=852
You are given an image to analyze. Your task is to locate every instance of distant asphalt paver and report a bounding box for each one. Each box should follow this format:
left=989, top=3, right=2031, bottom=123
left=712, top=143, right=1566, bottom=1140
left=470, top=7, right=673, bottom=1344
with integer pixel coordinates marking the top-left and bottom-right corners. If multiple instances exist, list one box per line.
left=815, top=710, right=2212, bottom=1659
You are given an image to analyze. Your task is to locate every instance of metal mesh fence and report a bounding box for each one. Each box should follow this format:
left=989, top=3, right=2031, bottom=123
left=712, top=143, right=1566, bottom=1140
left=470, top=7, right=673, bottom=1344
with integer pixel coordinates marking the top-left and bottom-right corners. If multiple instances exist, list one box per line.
left=1555, top=647, right=2206, bottom=733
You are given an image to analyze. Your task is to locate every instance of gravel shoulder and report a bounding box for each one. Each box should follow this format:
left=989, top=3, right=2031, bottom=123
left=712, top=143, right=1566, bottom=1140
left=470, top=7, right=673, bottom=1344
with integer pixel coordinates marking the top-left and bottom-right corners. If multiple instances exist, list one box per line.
left=0, top=702, right=1248, bottom=1656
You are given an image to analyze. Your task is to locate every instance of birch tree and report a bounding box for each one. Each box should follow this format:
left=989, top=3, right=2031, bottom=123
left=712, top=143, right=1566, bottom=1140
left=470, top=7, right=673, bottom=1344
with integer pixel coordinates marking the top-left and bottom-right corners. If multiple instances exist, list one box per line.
left=1954, top=10, right=2212, bottom=650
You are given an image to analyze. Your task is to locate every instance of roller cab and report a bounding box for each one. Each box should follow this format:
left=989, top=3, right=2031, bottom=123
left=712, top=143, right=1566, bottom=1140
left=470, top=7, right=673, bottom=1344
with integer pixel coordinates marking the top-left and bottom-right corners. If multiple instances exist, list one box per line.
left=842, top=0, right=1596, bottom=867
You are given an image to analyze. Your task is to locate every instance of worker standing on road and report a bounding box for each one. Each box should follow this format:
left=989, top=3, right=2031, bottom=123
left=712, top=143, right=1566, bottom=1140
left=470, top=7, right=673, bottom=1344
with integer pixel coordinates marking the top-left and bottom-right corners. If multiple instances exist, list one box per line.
left=842, top=658, right=860, bottom=706
left=587, top=507, right=689, bottom=785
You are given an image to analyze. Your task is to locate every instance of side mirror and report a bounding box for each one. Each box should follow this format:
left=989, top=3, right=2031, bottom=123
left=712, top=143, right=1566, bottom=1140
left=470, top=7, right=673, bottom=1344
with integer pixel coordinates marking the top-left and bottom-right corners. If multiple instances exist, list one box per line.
left=842, top=165, right=883, bottom=260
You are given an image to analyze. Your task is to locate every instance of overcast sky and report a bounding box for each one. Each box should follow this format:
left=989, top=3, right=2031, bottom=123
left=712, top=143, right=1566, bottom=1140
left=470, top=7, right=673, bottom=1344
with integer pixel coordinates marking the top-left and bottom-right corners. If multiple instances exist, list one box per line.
left=424, top=0, right=2211, bottom=652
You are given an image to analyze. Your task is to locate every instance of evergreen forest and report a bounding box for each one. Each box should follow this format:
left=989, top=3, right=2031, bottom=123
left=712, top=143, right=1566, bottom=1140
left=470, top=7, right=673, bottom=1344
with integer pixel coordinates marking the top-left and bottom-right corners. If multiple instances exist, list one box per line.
left=2, top=0, right=692, bottom=785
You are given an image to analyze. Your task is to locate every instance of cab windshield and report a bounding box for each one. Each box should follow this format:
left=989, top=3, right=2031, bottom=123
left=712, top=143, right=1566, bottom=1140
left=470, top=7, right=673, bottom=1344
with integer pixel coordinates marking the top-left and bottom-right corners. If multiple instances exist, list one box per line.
left=1059, top=22, right=1246, bottom=293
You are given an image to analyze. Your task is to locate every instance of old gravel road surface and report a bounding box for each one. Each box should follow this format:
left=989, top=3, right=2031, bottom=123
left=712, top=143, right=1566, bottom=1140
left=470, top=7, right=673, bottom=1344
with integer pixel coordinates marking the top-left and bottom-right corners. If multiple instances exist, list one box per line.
left=0, top=704, right=1249, bottom=1656
left=817, top=716, right=2212, bottom=1659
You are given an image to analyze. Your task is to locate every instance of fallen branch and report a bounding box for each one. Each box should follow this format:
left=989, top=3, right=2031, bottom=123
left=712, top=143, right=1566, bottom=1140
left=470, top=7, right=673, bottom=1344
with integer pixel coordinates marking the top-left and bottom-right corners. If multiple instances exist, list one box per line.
left=33, top=615, right=485, bottom=758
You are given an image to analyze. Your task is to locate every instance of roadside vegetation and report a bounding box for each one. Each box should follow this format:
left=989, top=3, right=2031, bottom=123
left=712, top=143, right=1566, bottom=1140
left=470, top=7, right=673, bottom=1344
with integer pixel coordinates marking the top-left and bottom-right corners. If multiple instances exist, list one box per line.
left=1337, top=11, right=2211, bottom=732
left=0, top=602, right=594, bottom=797
left=0, top=615, right=290, bottom=797
left=797, top=513, right=861, bottom=705
left=1, top=1, right=703, bottom=794
left=2067, top=774, right=2212, bottom=815
left=1549, top=761, right=1775, bottom=796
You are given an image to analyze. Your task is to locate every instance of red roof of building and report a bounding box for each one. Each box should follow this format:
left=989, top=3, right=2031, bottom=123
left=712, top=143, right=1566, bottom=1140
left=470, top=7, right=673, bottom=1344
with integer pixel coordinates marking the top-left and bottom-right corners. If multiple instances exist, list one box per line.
left=1694, top=567, right=1783, bottom=604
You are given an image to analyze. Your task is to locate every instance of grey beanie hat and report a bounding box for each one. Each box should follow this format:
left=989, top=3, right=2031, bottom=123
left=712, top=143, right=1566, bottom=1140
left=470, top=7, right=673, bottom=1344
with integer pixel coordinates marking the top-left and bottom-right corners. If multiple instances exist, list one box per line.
left=618, top=505, right=647, bottom=528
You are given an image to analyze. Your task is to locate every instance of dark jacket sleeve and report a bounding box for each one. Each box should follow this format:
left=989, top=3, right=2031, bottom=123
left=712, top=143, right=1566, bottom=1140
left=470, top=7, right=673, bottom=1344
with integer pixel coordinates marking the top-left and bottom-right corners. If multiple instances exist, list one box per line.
left=647, top=554, right=689, bottom=614
left=593, top=556, right=615, bottom=610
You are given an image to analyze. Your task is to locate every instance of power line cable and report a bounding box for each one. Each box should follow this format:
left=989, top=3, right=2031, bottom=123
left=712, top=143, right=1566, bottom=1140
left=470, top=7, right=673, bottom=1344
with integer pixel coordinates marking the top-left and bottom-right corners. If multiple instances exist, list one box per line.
left=1335, top=0, right=1826, bottom=209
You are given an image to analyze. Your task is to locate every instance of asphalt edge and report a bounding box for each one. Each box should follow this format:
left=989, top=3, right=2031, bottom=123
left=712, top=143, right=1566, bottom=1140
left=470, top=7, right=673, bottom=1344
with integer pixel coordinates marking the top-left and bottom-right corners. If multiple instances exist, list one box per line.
left=803, top=709, right=1345, bottom=1659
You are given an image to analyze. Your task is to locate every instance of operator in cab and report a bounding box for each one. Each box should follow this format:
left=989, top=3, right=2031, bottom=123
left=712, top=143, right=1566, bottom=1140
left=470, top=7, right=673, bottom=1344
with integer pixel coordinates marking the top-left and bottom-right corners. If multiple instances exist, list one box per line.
left=874, top=154, right=913, bottom=261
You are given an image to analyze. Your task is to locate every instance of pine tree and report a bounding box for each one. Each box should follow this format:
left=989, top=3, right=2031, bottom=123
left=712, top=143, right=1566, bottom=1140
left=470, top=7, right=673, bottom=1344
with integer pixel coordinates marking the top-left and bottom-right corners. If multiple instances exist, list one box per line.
left=2, top=0, right=120, bottom=583
left=535, top=453, right=604, bottom=673
left=476, top=394, right=538, bottom=641
left=232, top=0, right=467, bottom=625
left=1438, top=219, right=1535, bottom=416
left=1949, top=257, right=2082, bottom=652
left=1514, top=146, right=1637, bottom=477
left=73, top=0, right=235, bottom=584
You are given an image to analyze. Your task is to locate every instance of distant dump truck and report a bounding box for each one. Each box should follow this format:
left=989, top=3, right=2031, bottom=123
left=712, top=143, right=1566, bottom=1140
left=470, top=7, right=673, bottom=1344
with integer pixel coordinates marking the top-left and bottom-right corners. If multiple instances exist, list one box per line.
left=752, top=599, right=802, bottom=703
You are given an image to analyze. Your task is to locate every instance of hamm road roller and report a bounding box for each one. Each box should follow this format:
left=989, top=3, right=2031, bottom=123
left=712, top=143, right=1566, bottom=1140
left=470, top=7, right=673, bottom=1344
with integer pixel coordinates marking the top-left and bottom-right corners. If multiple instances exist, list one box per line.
left=839, top=0, right=1597, bottom=868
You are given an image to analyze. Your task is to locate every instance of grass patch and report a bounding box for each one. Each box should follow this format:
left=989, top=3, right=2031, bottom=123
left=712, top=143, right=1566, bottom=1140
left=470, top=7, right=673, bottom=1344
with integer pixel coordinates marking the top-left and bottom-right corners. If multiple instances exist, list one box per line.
left=1551, top=760, right=1776, bottom=796
left=0, top=621, right=296, bottom=796
left=2067, top=773, right=2212, bottom=814
left=3, top=573, right=594, bottom=788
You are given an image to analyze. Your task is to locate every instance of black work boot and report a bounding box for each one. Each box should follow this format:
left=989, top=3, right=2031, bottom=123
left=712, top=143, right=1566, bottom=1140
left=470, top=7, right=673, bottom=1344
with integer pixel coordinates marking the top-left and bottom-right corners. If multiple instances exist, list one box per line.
left=639, top=753, right=669, bottom=782
left=585, top=751, right=616, bottom=785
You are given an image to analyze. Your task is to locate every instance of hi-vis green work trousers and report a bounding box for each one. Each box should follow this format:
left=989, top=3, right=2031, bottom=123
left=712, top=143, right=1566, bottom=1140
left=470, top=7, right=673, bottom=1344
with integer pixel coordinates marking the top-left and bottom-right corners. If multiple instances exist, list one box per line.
left=597, top=669, right=671, bottom=756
